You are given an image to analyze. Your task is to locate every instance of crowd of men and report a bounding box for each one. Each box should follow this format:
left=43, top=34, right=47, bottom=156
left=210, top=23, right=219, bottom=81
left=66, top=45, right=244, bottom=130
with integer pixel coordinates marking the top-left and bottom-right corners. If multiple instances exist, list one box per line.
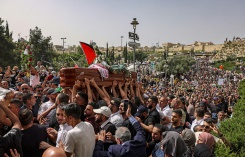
left=0, top=58, right=242, bottom=157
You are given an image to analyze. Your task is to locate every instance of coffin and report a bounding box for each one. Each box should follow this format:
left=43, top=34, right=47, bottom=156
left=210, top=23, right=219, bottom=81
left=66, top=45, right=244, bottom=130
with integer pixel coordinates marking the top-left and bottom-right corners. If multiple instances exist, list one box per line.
left=60, top=67, right=137, bottom=87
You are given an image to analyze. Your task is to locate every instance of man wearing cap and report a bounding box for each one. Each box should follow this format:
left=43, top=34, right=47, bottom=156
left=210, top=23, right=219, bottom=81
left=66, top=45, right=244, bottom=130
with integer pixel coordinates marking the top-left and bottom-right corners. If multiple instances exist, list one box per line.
left=37, top=88, right=58, bottom=125
left=94, top=106, right=117, bottom=150
left=135, top=105, right=155, bottom=142
left=109, top=98, right=123, bottom=128
left=93, top=104, right=147, bottom=157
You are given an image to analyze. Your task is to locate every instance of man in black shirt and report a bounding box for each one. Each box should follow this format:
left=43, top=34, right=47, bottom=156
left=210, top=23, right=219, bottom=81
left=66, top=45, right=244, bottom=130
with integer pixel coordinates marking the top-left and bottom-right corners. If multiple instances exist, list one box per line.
left=147, top=96, right=160, bottom=123
left=169, top=109, right=184, bottom=133
left=94, top=106, right=117, bottom=150
left=135, top=105, right=155, bottom=142
left=0, top=100, right=23, bottom=157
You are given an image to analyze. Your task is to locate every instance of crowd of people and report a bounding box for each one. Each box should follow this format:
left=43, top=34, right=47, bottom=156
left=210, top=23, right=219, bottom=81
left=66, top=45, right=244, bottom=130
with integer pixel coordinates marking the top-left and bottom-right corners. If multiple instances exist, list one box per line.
left=0, top=58, right=242, bottom=157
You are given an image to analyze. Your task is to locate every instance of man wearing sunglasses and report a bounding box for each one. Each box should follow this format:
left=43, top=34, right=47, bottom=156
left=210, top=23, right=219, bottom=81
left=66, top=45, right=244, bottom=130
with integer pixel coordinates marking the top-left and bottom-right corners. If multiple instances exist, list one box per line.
left=20, top=84, right=30, bottom=94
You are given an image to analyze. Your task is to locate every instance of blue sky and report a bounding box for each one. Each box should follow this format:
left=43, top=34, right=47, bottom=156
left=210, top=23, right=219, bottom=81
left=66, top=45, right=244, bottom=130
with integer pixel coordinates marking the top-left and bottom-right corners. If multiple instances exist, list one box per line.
left=1, top=0, right=245, bottom=47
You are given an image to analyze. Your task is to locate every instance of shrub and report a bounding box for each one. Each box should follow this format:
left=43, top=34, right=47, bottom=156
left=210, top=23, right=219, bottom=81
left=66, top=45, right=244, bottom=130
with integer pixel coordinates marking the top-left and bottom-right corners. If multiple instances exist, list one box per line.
left=215, top=79, right=245, bottom=156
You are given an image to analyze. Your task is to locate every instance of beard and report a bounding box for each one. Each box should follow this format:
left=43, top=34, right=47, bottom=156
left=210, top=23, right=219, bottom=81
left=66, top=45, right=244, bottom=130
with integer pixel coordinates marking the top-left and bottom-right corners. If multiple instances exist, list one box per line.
left=95, top=117, right=102, bottom=123
left=148, top=105, right=153, bottom=110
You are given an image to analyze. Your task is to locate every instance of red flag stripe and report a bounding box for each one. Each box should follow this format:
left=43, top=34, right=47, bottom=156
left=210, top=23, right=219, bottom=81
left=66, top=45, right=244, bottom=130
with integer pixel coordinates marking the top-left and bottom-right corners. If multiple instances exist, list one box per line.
left=79, top=42, right=96, bottom=65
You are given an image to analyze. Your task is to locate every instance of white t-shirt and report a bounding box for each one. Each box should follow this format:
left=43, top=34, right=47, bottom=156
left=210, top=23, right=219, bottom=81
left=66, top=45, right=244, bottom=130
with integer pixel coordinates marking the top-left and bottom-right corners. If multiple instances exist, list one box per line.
left=56, top=123, right=73, bottom=147
left=110, top=111, right=123, bottom=128
left=30, top=74, right=40, bottom=87
left=64, top=121, right=95, bottom=157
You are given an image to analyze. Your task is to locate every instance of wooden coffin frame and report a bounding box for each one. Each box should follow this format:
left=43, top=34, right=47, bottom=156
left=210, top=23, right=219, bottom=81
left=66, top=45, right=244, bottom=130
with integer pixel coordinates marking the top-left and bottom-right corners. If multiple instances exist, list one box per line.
left=60, top=67, right=137, bottom=88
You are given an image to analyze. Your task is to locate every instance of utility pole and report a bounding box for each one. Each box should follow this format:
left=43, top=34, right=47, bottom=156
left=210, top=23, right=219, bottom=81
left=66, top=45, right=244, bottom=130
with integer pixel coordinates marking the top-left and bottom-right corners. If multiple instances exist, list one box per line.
left=121, top=36, right=124, bottom=51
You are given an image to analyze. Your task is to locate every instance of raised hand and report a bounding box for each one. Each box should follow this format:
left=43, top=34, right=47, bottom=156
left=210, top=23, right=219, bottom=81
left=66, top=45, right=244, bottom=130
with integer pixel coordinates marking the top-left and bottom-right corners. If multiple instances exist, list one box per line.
left=74, top=80, right=82, bottom=89
left=4, top=149, right=20, bottom=157
left=98, top=130, right=106, bottom=142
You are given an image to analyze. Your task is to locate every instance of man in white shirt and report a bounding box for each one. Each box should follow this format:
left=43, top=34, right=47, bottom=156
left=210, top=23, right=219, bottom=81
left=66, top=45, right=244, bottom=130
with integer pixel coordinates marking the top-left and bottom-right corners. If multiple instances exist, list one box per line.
left=157, top=96, right=172, bottom=128
left=108, top=98, right=123, bottom=128
left=191, top=107, right=205, bottom=132
left=63, top=103, right=95, bottom=157
left=30, top=66, right=40, bottom=88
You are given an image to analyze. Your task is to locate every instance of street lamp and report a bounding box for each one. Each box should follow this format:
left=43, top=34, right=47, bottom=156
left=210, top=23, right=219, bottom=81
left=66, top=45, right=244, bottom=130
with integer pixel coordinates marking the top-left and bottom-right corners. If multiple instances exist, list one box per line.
left=131, top=18, right=139, bottom=72
left=121, top=36, right=124, bottom=51
left=61, top=37, right=66, bottom=64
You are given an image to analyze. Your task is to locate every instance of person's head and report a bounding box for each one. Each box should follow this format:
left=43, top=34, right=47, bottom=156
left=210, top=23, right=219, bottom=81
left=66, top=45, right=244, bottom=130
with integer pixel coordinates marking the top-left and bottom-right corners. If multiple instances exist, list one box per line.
left=197, top=132, right=216, bottom=149
left=194, top=107, right=205, bottom=119
left=171, top=98, right=183, bottom=109
left=108, top=98, right=121, bottom=113
left=94, top=106, right=111, bottom=124
left=1, top=81, right=9, bottom=89
left=199, top=101, right=206, bottom=110
left=204, top=112, right=212, bottom=119
left=218, top=111, right=226, bottom=121
left=115, top=127, right=131, bottom=144
left=42, top=146, right=66, bottom=157
left=47, top=88, right=58, bottom=102
left=37, top=61, right=42, bottom=66
left=133, top=96, right=141, bottom=107
left=84, top=102, right=97, bottom=118
left=8, top=99, right=23, bottom=117
left=159, top=96, right=168, bottom=108
left=171, top=109, right=182, bottom=125
left=75, top=92, right=88, bottom=106
left=19, top=108, right=34, bottom=127
left=62, top=103, right=81, bottom=127
left=56, top=103, right=67, bottom=125
left=34, top=84, right=43, bottom=95
left=193, top=125, right=205, bottom=132
left=134, top=105, right=149, bottom=121
left=14, top=92, right=23, bottom=101
left=181, top=128, right=196, bottom=147
left=22, top=93, right=36, bottom=106
left=213, top=97, right=219, bottom=105
left=147, top=96, right=158, bottom=109
left=203, top=118, right=214, bottom=133
left=21, top=83, right=30, bottom=93
left=56, top=93, right=69, bottom=105
left=152, top=124, right=166, bottom=143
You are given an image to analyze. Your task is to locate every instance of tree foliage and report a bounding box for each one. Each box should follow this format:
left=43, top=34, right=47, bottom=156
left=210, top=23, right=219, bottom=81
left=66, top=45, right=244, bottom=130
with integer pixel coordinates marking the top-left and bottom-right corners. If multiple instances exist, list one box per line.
left=29, top=27, right=54, bottom=64
left=0, top=18, right=19, bottom=68
left=156, top=55, right=195, bottom=76
left=214, top=80, right=245, bottom=156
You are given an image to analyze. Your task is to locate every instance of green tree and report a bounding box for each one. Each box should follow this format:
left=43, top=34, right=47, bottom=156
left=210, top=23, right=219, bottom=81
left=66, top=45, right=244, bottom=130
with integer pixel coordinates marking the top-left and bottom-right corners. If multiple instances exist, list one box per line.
left=29, top=27, right=54, bottom=65
left=0, top=18, right=18, bottom=68
left=156, top=55, right=195, bottom=77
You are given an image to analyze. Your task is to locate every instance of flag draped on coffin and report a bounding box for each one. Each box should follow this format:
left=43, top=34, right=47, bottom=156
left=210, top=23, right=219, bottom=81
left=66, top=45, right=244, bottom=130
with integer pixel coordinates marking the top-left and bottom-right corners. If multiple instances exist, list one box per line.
left=79, top=42, right=96, bottom=65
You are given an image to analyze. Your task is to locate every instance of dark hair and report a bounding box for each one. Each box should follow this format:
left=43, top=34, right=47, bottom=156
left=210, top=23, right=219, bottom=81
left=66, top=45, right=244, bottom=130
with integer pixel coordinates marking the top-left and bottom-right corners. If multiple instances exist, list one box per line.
left=62, top=103, right=81, bottom=119
left=33, top=84, right=42, bottom=91
left=22, top=93, right=33, bottom=104
left=204, top=112, right=212, bottom=116
left=77, top=92, right=88, bottom=104
left=193, top=125, right=202, bottom=132
left=172, top=109, right=183, bottom=118
left=19, top=109, right=33, bottom=126
left=195, top=107, right=205, bottom=117
left=204, top=118, right=213, bottom=124
left=57, top=93, right=69, bottom=104
left=134, top=97, right=141, bottom=106
left=57, top=102, right=67, bottom=110
left=150, top=96, right=158, bottom=104
left=154, top=124, right=168, bottom=134
left=88, top=102, right=98, bottom=109
left=9, top=99, right=23, bottom=108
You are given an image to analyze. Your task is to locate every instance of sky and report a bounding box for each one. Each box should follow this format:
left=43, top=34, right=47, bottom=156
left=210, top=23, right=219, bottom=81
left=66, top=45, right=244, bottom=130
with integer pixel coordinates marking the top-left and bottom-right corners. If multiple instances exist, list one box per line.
left=1, top=0, right=245, bottom=48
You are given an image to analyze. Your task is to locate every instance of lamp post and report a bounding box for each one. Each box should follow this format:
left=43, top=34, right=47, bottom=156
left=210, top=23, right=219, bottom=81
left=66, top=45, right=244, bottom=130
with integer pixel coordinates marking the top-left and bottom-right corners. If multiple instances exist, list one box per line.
left=131, top=18, right=139, bottom=72
left=61, top=37, right=66, bottom=64
left=121, top=36, right=124, bottom=51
